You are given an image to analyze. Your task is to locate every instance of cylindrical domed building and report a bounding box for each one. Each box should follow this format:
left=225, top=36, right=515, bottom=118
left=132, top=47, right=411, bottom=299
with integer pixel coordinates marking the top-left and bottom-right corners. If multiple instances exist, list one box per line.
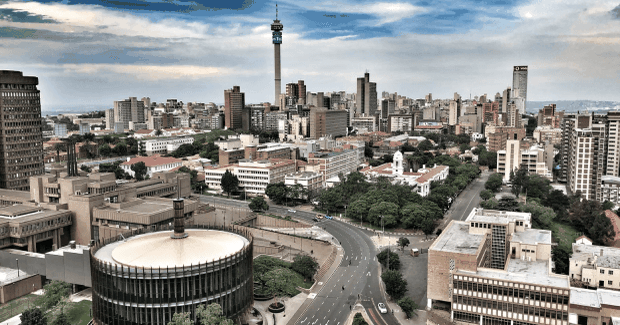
left=90, top=199, right=253, bottom=325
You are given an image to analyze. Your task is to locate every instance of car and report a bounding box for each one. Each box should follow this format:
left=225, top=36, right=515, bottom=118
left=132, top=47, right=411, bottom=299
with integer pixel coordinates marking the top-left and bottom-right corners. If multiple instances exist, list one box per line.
left=312, top=217, right=319, bottom=222
left=288, top=209, right=296, bottom=213
left=325, top=215, right=333, bottom=220
left=377, top=302, right=387, bottom=314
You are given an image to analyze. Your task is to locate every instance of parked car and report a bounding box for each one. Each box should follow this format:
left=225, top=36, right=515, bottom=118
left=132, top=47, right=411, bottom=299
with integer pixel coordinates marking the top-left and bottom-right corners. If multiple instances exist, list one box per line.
left=312, top=217, right=319, bottom=222
left=325, top=215, right=333, bottom=220
left=288, top=209, right=296, bottom=213
left=377, top=302, right=387, bottom=314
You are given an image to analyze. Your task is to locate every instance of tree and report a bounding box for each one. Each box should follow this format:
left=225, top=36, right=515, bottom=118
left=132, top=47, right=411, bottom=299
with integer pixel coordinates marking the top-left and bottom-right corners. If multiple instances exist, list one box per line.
left=519, top=201, right=556, bottom=229
left=552, top=245, right=571, bottom=275
left=368, top=201, right=400, bottom=227
left=196, top=303, right=233, bottom=325
left=263, top=267, right=300, bottom=301
left=398, top=297, right=418, bottom=319
left=220, top=170, right=238, bottom=197
left=381, top=270, right=408, bottom=300
left=589, top=212, right=616, bottom=245
left=113, top=143, right=127, bottom=156
left=349, top=198, right=372, bottom=223
left=54, top=143, right=65, bottom=163
left=21, top=308, right=47, bottom=325
left=352, top=313, right=369, bottom=325
left=544, top=190, right=570, bottom=221
left=459, top=143, right=470, bottom=153
left=318, top=187, right=343, bottom=213
left=397, top=237, right=410, bottom=251
left=51, top=309, right=70, bottom=325
left=485, top=173, right=503, bottom=192
left=249, top=197, right=269, bottom=212
left=480, top=189, right=493, bottom=201
left=199, top=142, right=220, bottom=163
left=510, top=164, right=529, bottom=197
left=99, top=144, right=112, bottom=157
left=80, top=165, right=91, bottom=173
left=400, top=201, right=442, bottom=229
left=603, top=201, right=615, bottom=211
left=524, top=174, right=551, bottom=201
left=139, top=141, right=147, bottom=156
left=377, top=248, right=401, bottom=270
left=420, top=217, right=436, bottom=239
left=37, top=280, right=71, bottom=310
left=265, top=182, right=289, bottom=205
left=418, top=140, right=433, bottom=151
left=155, top=129, right=163, bottom=136
left=131, top=161, right=147, bottom=181
left=291, top=255, right=319, bottom=281
left=168, top=312, right=193, bottom=325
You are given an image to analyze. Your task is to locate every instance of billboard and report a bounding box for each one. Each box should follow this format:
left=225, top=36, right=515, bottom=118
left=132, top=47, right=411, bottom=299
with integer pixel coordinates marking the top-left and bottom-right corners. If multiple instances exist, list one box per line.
left=514, top=66, right=528, bottom=71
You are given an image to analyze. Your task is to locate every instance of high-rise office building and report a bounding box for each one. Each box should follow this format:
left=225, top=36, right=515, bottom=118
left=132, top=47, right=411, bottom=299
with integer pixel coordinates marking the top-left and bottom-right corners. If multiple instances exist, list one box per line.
left=105, top=109, right=114, bottom=130
left=224, top=86, right=245, bottom=130
left=0, top=70, right=45, bottom=190
left=271, top=5, right=283, bottom=106
left=286, top=82, right=299, bottom=102
left=298, top=80, right=306, bottom=105
left=512, top=65, right=528, bottom=109
left=356, top=72, right=377, bottom=116
left=114, top=97, right=145, bottom=130
left=309, top=108, right=347, bottom=139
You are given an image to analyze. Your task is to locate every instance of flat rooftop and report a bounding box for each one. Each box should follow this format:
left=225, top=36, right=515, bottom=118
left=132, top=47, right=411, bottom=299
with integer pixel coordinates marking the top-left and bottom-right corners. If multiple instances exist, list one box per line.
left=512, top=229, right=552, bottom=245
left=431, top=221, right=483, bottom=255
left=94, top=229, right=249, bottom=268
left=570, top=287, right=620, bottom=308
left=463, top=259, right=569, bottom=288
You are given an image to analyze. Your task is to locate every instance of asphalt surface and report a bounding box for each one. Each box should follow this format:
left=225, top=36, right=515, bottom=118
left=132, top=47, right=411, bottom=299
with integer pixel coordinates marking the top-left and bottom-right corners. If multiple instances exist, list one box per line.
left=198, top=195, right=398, bottom=325
left=443, top=170, right=490, bottom=224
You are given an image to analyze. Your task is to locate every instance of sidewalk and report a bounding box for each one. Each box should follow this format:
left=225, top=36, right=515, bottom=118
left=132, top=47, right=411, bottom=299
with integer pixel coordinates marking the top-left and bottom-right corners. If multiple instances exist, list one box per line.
left=385, top=300, right=428, bottom=325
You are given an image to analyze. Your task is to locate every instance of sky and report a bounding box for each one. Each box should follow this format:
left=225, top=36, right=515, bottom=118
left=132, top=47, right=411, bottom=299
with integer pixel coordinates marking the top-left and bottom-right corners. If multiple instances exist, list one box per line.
left=0, top=0, right=619, bottom=110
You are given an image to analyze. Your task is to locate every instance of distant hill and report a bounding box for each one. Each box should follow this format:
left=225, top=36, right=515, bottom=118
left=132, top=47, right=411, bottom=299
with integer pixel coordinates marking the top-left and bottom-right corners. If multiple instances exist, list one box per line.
left=526, top=100, right=620, bottom=113
left=42, top=105, right=109, bottom=116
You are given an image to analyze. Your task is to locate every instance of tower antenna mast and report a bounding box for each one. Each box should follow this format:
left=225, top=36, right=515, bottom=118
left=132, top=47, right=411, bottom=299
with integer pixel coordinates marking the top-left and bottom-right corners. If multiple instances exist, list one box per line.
left=276, top=3, right=278, bottom=20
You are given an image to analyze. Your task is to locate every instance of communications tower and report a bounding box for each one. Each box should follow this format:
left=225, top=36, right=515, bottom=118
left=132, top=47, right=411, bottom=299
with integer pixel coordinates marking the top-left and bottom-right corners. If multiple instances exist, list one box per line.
left=271, top=4, right=283, bottom=107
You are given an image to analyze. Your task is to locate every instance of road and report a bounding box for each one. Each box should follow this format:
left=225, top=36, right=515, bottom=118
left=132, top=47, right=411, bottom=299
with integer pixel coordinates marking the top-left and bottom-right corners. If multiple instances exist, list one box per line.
left=443, top=170, right=489, bottom=224
left=198, top=195, right=398, bottom=325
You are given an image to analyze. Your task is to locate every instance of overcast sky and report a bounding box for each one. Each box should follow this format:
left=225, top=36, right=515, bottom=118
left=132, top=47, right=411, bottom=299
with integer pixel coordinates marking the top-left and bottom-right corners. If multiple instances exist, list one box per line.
left=0, top=0, right=619, bottom=110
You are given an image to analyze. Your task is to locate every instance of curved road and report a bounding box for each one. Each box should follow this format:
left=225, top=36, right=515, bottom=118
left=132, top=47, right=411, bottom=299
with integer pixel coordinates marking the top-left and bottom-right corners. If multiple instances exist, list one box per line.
left=198, top=195, right=398, bottom=325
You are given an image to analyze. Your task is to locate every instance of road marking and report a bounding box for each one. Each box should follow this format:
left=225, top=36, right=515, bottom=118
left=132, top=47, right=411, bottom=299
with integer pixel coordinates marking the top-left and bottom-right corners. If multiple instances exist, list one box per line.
left=301, top=317, right=307, bottom=323
left=308, top=293, right=317, bottom=299
left=367, top=272, right=371, bottom=276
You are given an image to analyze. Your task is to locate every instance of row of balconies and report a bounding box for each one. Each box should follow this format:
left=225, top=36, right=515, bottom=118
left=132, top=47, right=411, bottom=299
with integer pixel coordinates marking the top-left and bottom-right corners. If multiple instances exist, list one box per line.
left=454, top=290, right=568, bottom=310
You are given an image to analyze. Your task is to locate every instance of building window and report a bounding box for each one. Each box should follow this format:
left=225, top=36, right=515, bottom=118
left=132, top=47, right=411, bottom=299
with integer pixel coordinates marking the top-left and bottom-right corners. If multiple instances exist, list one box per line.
left=609, top=281, right=613, bottom=285
left=601, top=269, right=605, bottom=274
left=610, top=270, right=614, bottom=275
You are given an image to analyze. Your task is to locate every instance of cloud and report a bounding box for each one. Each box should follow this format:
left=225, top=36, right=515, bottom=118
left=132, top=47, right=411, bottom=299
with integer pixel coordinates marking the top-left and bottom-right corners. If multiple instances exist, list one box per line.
left=0, top=1, right=207, bottom=38
left=289, top=1, right=425, bottom=26
left=58, top=63, right=229, bottom=80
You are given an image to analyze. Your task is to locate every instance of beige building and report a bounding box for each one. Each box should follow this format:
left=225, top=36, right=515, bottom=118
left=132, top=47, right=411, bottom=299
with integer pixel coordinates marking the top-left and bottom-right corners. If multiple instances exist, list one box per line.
left=449, top=100, right=459, bottom=126
left=569, top=287, right=620, bottom=325
left=497, top=141, right=553, bottom=182
left=569, top=242, right=620, bottom=289
left=533, top=126, right=562, bottom=146
left=114, top=97, right=145, bottom=130
left=284, top=171, right=324, bottom=199
left=428, top=208, right=570, bottom=325
left=309, top=108, right=347, bottom=139
left=0, top=205, right=72, bottom=253
left=307, top=148, right=362, bottom=183
left=204, top=159, right=296, bottom=196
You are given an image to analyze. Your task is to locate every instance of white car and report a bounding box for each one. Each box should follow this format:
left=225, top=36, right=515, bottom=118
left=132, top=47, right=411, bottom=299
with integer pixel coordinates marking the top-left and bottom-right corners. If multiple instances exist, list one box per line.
left=377, top=302, right=387, bottom=314
left=288, top=209, right=296, bottom=213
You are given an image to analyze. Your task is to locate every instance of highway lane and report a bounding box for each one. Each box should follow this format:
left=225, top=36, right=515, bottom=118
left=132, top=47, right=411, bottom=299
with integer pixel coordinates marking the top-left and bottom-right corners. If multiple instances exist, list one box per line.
left=198, top=195, right=397, bottom=325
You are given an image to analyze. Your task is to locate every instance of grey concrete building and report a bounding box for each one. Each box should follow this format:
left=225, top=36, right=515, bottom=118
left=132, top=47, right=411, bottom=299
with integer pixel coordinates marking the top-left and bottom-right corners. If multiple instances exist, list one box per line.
left=0, top=70, right=45, bottom=191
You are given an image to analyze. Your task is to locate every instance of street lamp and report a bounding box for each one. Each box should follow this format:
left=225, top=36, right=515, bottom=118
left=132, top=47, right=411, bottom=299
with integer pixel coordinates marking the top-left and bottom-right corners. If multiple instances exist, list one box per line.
left=380, top=216, right=389, bottom=271
left=16, top=258, right=19, bottom=277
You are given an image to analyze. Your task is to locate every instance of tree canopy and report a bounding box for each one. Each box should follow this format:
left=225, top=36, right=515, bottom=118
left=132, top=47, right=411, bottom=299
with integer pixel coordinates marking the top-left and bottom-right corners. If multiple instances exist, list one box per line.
left=377, top=248, right=401, bottom=270
left=131, top=161, right=148, bottom=181
left=291, top=255, right=319, bottom=281
left=220, top=170, right=238, bottom=197
left=249, top=197, right=269, bottom=212
left=381, top=270, right=408, bottom=300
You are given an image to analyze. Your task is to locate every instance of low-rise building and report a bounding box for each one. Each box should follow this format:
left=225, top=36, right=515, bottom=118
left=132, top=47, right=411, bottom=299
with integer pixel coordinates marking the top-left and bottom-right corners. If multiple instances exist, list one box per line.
left=121, top=156, right=183, bottom=177
left=533, top=126, right=562, bottom=146
left=0, top=205, right=72, bottom=253
left=142, top=136, right=194, bottom=155
left=284, top=172, right=324, bottom=199
left=570, top=240, right=620, bottom=289
left=569, top=287, right=620, bottom=325
left=307, top=148, right=362, bottom=182
left=204, top=159, right=296, bottom=196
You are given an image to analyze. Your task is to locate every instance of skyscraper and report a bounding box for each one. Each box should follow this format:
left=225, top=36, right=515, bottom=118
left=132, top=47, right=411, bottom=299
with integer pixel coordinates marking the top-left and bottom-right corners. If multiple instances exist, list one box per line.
left=512, top=65, right=528, bottom=111
left=0, top=70, right=44, bottom=190
left=224, top=86, right=245, bottom=130
left=298, top=80, right=306, bottom=105
left=271, top=5, right=283, bottom=106
left=356, top=72, right=377, bottom=116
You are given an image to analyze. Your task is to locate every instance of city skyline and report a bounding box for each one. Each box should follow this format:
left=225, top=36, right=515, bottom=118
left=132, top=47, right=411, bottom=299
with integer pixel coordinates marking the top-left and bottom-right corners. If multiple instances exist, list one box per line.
left=0, top=0, right=619, bottom=109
